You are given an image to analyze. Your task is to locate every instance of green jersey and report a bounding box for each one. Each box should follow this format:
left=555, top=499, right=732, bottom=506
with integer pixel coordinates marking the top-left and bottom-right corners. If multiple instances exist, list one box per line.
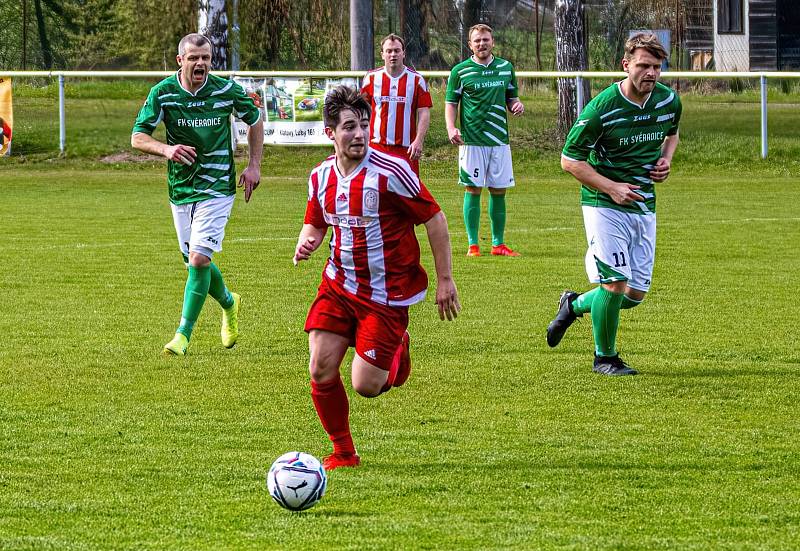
left=562, top=81, right=681, bottom=215
left=133, top=73, right=261, bottom=204
left=445, top=56, right=519, bottom=146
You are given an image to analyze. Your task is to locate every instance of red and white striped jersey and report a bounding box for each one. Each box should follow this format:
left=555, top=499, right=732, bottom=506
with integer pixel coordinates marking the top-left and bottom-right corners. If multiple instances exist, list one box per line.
left=361, top=67, right=433, bottom=148
left=304, top=149, right=441, bottom=307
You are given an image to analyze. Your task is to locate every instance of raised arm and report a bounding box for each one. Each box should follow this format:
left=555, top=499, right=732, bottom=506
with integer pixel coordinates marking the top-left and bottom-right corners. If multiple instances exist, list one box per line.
left=423, top=211, right=460, bottom=321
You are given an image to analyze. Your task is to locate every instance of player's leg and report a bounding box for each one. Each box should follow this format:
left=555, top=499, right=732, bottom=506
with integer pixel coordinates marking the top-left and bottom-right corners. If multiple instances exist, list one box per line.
left=165, top=203, right=211, bottom=355
left=581, top=208, right=637, bottom=375
left=459, top=145, right=486, bottom=256
left=190, top=196, right=240, bottom=348
left=305, top=280, right=360, bottom=470
left=621, top=213, right=655, bottom=309
left=351, top=302, right=409, bottom=396
left=308, top=329, right=360, bottom=470
left=487, top=145, right=518, bottom=256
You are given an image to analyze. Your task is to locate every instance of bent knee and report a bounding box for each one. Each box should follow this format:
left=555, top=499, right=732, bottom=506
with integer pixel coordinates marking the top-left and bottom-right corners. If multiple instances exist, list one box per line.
left=352, top=380, right=383, bottom=398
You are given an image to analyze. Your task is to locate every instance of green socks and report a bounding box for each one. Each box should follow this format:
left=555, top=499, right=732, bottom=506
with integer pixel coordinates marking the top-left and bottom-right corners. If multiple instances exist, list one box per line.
left=208, top=263, right=234, bottom=309
left=177, top=265, right=211, bottom=339
left=591, top=287, right=623, bottom=357
left=571, top=287, right=643, bottom=356
left=571, top=287, right=600, bottom=315
left=463, top=192, right=481, bottom=246
left=572, top=288, right=643, bottom=315
left=488, top=193, right=506, bottom=247
left=621, top=295, right=642, bottom=309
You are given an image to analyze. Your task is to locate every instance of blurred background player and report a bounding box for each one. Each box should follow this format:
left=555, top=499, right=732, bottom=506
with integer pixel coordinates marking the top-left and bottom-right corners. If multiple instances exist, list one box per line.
left=445, top=24, right=525, bottom=257
left=293, top=86, right=460, bottom=470
left=361, top=33, right=432, bottom=175
left=132, top=33, right=264, bottom=356
left=547, top=33, right=681, bottom=376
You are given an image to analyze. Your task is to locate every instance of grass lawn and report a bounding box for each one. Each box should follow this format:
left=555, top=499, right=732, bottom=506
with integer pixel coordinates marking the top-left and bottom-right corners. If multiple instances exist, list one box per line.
left=0, top=81, right=798, bottom=549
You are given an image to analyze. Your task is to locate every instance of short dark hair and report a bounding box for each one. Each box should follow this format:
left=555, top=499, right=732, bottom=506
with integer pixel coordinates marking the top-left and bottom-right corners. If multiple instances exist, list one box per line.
left=323, top=86, right=371, bottom=129
left=178, top=33, right=212, bottom=56
left=380, top=33, right=405, bottom=50
left=624, top=33, right=668, bottom=61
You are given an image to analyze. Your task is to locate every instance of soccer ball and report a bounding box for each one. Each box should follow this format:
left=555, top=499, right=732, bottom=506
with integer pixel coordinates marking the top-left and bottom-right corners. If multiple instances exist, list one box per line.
left=267, top=451, right=327, bottom=511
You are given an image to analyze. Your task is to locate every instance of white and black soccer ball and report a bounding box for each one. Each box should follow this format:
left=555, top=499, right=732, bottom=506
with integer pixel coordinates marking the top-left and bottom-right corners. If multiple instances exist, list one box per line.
left=267, top=451, right=327, bottom=511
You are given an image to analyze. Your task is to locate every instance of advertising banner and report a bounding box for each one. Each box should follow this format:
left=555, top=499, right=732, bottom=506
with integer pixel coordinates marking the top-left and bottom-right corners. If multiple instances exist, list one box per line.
left=233, top=77, right=358, bottom=146
left=0, top=77, right=12, bottom=156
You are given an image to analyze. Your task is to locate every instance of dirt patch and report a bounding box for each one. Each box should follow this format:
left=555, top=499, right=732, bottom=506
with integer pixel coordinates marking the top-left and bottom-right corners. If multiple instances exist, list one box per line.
left=101, top=152, right=163, bottom=163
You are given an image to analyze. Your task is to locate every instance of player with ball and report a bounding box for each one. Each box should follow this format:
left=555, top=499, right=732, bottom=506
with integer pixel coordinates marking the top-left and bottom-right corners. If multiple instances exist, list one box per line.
left=293, top=86, right=461, bottom=471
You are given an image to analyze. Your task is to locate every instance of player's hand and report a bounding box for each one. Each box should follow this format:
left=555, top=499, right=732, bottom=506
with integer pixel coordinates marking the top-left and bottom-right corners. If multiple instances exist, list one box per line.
left=238, top=165, right=261, bottom=203
left=447, top=127, right=464, bottom=146
left=650, top=157, right=671, bottom=182
left=165, top=144, right=196, bottom=166
left=293, top=236, right=316, bottom=265
left=435, top=277, right=461, bottom=321
left=509, top=100, right=525, bottom=116
left=407, top=139, right=424, bottom=160
left=608, top=182, right=645, bottom=206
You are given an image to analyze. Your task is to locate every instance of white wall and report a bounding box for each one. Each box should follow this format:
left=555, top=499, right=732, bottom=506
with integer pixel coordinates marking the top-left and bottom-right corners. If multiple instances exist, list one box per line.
left=713, top=0, right=750, bottom=71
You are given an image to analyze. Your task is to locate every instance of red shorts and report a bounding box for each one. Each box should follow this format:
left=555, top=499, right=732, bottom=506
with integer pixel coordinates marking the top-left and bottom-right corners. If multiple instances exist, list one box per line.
left=369, top=142, right=419, bottom=175
left=304, top=277, right=409, bottom=370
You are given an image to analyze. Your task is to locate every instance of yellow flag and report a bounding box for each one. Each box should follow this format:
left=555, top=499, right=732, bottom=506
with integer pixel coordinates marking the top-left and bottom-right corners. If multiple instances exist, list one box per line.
left=0, top=77, right=13, bottom=156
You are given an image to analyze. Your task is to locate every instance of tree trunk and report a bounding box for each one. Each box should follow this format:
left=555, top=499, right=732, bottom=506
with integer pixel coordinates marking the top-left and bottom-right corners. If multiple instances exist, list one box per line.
left=33, top=0, right=52, bottom=69
left=350, top=0, right=374, bottom=70
left=400, top=0, right=429, bottom=69
left=534, top=0, right=541, bottom=70
left=554, top=0, right=590, bottom=140
left=198, top=0, right=228, bottom=70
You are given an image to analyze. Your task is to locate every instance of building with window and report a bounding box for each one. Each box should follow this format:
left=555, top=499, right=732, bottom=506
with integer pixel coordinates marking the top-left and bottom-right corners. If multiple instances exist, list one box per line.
left=714, top=0, right=800, bottom=70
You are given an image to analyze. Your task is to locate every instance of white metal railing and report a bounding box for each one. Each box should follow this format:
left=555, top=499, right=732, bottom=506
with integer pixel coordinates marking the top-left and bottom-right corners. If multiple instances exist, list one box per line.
left=4, top=70, right=800, bottom=158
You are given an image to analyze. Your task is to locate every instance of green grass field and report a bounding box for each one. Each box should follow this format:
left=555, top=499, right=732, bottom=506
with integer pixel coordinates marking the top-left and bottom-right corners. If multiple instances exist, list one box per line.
left=1, top=82, right=799, bottom=549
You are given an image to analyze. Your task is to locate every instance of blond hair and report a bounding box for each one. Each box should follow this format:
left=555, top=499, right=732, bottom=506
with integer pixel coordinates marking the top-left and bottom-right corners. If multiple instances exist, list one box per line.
left=468, top=24, right=493, bottom=41
left=624, top=33, right=668, bottom=61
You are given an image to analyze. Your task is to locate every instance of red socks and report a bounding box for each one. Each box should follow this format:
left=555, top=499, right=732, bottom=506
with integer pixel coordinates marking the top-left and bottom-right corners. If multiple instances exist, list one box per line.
left=310, top=377, right=355, bottom=456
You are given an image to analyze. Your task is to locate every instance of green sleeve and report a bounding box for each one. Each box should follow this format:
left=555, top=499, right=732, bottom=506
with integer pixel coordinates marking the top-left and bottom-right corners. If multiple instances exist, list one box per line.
left=506, top=66, right=519, bottom=100
left=132, top=87, right=162, bottom=135
left=232, top=81, right=261, bottom=126
left=562, top=104, right=603, bottom=161
left=444, top=66, right=462, bottom=103
left=667, top=95, right=682, bottom=136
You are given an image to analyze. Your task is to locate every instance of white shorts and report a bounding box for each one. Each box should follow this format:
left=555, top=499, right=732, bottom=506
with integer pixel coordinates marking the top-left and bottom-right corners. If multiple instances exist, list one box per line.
left=170, top=195, right=235, bottom=261
left=582, top=206, right=656, bottom=292
left=458, top=144, right=515, bottom=188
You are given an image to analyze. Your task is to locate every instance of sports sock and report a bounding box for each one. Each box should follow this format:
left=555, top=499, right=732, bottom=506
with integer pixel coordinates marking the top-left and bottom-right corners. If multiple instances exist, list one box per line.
left=571, top=287, right=600, bottom=315
left=488, top=193, right=507, bottom=247
left=177, top=265, right=211, bottom=339
left=311, top=377, right=355, bottom=456
left=463, top=192, right=481, bottom=246
left=208, top=263, right=234, bottom=309
left=621, top=295, right=643, bottom=309
left=591, top=287, right=624, bottom=357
